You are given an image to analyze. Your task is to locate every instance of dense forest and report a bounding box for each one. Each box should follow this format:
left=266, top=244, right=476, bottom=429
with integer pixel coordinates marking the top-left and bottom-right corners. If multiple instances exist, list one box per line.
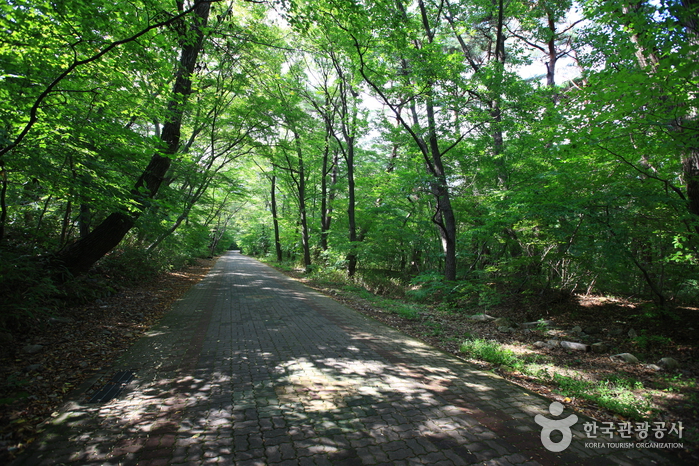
left=1, top=0, right=698, bottom=326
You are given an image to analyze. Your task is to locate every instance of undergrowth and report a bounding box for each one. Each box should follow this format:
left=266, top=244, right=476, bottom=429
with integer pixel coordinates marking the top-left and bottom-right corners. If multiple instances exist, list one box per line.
left=459, top=338, right=656, bottom=421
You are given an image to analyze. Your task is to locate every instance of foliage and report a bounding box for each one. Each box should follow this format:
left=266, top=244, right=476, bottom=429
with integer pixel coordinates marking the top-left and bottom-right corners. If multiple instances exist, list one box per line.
left=552, top=373, right=654, bottom=421
left=2, top=0, right=699, bottom=325
left=460, top=337, right=655, bottom=420
left=0, top=246, right=58, bottom=329
left=460, top=339, right=524, bottom=369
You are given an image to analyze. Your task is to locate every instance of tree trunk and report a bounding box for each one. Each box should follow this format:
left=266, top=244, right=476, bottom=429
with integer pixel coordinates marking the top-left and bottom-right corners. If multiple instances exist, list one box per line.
left=319, top=118, right=334, bottom=252
left=677, top=0, right=699, bottom=222
left=271, top=175, right=283, bottom=262
left=293, top=131, right=312, bottom=272
left=54, top=1, right=211, bottom=276
left=346, top=135, right=358, bottom=277
left=426, top=108, right=457, bottom=280
left=0, top=160, right=6, bottom=241
left=622, top=0, right=699, bottom=227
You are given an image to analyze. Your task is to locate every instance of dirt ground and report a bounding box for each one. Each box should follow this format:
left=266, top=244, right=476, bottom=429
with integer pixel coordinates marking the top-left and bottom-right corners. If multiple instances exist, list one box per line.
left=0, top=258, right=215, bottom=463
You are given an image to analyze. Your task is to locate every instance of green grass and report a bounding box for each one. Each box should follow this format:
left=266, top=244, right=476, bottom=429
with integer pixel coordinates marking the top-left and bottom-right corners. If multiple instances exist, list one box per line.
left=552, top=373, right=653, bottom=420
left=460, top=338, right=655, bottom=420
left=460, top=338, right=525, bottom=370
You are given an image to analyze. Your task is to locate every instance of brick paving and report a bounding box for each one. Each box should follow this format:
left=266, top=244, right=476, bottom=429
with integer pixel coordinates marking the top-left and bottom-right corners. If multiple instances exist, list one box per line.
left=11, top=252, right=687, bottom=465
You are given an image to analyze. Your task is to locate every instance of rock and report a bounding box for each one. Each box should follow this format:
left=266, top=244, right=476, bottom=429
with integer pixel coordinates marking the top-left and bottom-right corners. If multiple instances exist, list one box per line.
left=560, top=341, right=590, bottom=352
left=644, top=364, right=663, bottom=371
left=522, top=329, right=532, bottom=334
left=612, top=353, right=639, bottom=364
left=591, top=342, right=607, bottom=353
left=25, top=364, right=43, bottom=372
left=0, top=332, right=15, bottom=345
left=657, top=357, right=680, bottom=370
left=493, top=317, right=512, bottom=327
left=48, top=316, right=74, bottom=324
left=584, top=326, right=600, bottom=335
left=628, top=329, right=638, bottom=339
left=571, top=326, right=583, bottom=334
left=533, top=341, right=548, bottom=348
left=498, top=326, right=513, bottom=333
left=22, top=344, right=44, bottom=354
left=608, top=328, right=623, bottom=336
left=469, top=314, right=495, bottom=322
left=123, top=332, right=134, bottom=338
left=102, top=329, right=112, bottom=335
left=546, top=339, right=560, bottom=348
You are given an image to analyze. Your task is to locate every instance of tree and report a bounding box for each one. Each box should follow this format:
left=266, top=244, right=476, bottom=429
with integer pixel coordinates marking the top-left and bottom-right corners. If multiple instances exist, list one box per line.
left=54, top=0, right=213, bottom=276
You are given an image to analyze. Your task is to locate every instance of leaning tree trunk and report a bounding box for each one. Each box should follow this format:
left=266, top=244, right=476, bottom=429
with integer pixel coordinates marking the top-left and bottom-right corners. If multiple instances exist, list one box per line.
left=55, top=1, right=211, bottom=277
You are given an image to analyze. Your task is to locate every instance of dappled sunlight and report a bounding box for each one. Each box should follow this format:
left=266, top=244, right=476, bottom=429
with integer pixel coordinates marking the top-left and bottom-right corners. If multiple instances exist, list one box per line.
left=14, top=252, right=677, bottom=466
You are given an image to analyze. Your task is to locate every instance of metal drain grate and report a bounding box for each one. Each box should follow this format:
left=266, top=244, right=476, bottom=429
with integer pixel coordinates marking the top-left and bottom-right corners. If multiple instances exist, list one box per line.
left=88, top=370, right=135, bottom=403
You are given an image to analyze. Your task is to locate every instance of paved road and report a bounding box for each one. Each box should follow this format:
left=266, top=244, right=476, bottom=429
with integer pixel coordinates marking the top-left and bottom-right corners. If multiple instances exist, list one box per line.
left=12, top=252, right=683, bottom=465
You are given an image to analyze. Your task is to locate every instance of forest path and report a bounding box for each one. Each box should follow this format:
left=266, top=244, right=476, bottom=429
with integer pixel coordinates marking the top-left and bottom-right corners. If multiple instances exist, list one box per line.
left=11, top=251, right=681, bottom=465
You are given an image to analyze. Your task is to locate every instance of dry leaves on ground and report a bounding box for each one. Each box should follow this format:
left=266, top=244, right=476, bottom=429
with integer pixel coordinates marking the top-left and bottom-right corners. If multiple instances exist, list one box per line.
left=0, top=258, right=214, bottom=463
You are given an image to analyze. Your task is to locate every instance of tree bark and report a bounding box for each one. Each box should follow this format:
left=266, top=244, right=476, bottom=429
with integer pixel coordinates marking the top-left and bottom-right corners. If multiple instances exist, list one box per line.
left=54, top=1, right=211, bottom=276
left=271, top=175, right=283, bottom=262
left=319, top=116, right=335, bottom=252
left=346, top=134, right=358, bottom=277
left=293, top=131, right=312, bottom=272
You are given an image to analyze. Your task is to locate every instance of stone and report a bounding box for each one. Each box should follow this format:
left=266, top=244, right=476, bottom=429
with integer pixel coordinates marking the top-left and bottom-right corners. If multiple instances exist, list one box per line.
left=591, top=342, right=607, bottom=353
left=571, top=326, right=583, bottom=334
left=657, top=357, right=680, bottom=370
left=546, top=339, right=560, bottom=348
left=560, top=341, right=590, bottom=352
left=628, top=329, right=638, bottom=339
left=493, top=317, right=512, bottom=327
left=498, top=326, right=513, bottom=333
left=584, top=326, right=600, bottom=335
left=608, top=328, right=623, bottom=336
left=25, top=364, right=43, bottom=373
left=48, top=316, right=74, bottom=324
left=612, top=353, right=639, bottom=364
left=533, top=341, right=548, bottom=348
left=469, top=314, right=495, bottom=322
left=22, top=344, right=44, bottom=354
left=644, top=364, right=662, bottom=371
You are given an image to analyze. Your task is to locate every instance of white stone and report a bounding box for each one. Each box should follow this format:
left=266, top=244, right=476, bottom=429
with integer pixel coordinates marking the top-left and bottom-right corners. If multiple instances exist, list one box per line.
left=612, top=353, right=639, bottom=364
left=469, top=314, right=495, bottom=322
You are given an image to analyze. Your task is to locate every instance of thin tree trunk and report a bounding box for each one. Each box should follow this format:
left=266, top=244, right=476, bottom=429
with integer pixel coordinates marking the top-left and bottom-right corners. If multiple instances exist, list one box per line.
left=346, top=135, right=358, bottom=277
left=320, top=117, right=334, bottom=252
left=78, top=203, right=91, bottom=238
left=271, top=175, right=283, bottom=262
left=293, top=131, right=312, bottom=272
left=0, top=161, right=6, bottom=241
